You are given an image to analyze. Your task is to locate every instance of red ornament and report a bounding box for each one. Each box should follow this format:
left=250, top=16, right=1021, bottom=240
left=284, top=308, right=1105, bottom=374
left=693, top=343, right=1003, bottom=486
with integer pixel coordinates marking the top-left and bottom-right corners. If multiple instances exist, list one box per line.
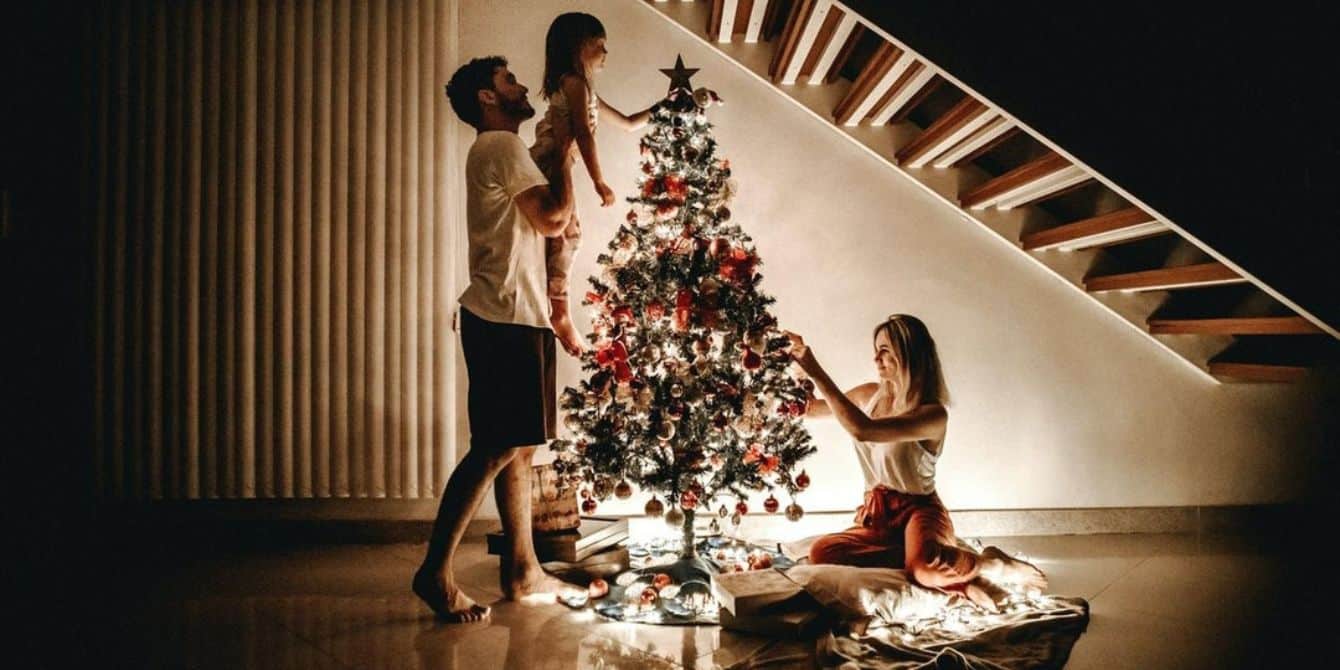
left=680, top=489, right=699, bottom=509
left=735, top=500, right=749, bottom=516
left=663, top=174, right=688, bottom=202
left=759, top=455, right=780, bottom=474
left=741, top=347, right=763, bottom=371
left=594, top=340, right=634, bottom=383
left=640, top=586, right=659, bottom=605
left=718, top=247, right=757, bottom=284
left=645, top=496, right=665, bottom=517
left=708, top=237, right=731, bottom=257
left=641, top=178, right=658, bottom=198
left=763, top=494, right=780, bottom=514
left=674, top=288, right=694, bottom=332
left=742, top=443, right=763, bottom=464
left=795, top=470, right=811, bottom=490
left=585, top=290, right=604, bottom=305
left=611, top=305, right=635, bottom=325
left=582, top=498, right=598, bottom=514
left=588, top=578, right=609, bottom=599
left=595, top=340, right=628, bottom=368
left=626, top=209, right=639, bottom=223
left=645, top=300, right=665, bottom=320
left=652, top=573, right=672, bottom=590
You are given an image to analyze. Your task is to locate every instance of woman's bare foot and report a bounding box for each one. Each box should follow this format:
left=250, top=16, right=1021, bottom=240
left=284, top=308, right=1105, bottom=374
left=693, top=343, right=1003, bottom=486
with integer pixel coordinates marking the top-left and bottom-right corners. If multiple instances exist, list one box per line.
left=963, top=578, right=1005, bottom=613
left=413, top=568, right=491, bottom=623
left=504, top=564, right=586, bottom=603
left=550, top=311, right=585, bottom=357
left=979, top=546, right=1048, bottom=592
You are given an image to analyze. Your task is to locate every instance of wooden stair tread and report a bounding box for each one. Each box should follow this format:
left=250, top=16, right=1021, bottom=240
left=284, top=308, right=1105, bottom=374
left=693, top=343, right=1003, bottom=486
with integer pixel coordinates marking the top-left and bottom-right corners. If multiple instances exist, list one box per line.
left=1022, top=207, right=1166, bottom=251
left=959, top=152, right=1090, bottom=210
left=894, top=96, right=991, bottom=166
left=1147, top=316, right=1323, bottom=335
left=1207, top=361, right=1309, bottom=383
left=1085, top=262, right=1244, bottom=292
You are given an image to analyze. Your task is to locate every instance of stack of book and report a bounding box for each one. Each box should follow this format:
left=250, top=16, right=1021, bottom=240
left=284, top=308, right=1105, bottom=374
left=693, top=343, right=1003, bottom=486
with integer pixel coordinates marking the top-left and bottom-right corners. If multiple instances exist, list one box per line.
left=712, top=567, right=826, bottom=638
left=710, top=567, right=803, bottom=616
left=487, top=515, right=628, bottom=563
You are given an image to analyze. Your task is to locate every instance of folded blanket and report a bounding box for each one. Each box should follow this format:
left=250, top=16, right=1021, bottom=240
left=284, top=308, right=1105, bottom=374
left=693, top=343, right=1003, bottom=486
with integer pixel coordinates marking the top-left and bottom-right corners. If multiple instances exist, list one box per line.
left=784, top=563, right=1089, bottom=669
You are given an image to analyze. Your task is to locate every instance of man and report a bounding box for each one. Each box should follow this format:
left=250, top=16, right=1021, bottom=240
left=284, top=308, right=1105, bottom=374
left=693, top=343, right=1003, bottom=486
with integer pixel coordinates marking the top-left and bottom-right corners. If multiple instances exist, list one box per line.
left=414, top=56, right=583, bottom=623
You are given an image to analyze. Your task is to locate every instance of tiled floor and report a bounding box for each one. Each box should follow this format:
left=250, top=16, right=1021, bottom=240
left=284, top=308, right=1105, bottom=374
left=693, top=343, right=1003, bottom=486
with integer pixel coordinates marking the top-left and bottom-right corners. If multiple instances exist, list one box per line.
left=83, top=532, right=1302, bottom=668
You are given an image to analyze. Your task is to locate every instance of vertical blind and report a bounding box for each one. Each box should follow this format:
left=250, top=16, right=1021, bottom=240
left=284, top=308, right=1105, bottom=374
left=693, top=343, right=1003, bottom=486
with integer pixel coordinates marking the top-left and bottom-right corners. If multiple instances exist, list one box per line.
left=88, top=0, right=461, bottom=500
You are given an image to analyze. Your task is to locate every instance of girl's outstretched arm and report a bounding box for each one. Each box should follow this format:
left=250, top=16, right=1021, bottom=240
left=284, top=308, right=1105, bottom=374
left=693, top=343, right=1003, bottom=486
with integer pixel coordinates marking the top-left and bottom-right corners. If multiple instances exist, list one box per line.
left=560, top=75, right=614, bottom=206
left=597, top=96, right=651, bottom=132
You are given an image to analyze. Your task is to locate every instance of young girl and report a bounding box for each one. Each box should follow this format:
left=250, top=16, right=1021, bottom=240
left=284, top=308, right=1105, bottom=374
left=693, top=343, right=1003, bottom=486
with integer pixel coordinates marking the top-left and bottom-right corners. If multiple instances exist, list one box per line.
left=785, top=316, right=1047, bottom=612
left=532, top=12, right=652, bottom=355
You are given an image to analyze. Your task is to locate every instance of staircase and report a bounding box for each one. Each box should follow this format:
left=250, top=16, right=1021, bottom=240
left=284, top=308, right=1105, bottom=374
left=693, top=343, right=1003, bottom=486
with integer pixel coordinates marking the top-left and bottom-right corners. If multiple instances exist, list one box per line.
left=642, top=0, right=1336, bottom=383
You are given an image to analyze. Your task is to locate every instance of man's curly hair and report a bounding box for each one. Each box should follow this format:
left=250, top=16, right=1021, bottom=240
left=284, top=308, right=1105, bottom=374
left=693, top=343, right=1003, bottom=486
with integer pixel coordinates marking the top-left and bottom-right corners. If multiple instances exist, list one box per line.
left=445, top=56, right=507, bottom=129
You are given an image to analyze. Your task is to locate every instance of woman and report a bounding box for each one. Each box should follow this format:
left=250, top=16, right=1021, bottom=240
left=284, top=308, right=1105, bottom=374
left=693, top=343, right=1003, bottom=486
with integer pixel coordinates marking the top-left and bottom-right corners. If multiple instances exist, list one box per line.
left=786, top=315, right=1046, bottom=611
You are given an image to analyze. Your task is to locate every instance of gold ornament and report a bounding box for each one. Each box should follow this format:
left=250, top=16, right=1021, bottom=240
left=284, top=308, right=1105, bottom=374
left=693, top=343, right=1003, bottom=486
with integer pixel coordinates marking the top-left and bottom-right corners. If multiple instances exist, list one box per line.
left=615, top=480, right=634, bottom=499
left=665, top=506, right=685, bottom=527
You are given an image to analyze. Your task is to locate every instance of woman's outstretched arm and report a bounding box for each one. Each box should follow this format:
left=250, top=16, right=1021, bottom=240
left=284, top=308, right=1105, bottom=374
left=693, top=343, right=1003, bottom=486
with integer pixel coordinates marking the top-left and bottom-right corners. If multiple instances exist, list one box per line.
left=786, top=331, right=947, bottom=443
left=802, top=382, right=876, bottom=419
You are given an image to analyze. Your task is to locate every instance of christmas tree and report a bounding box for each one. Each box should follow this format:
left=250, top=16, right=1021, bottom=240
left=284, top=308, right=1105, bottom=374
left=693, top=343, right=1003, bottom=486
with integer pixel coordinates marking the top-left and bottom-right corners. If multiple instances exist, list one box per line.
left=550, top=57, right=816, bottom=559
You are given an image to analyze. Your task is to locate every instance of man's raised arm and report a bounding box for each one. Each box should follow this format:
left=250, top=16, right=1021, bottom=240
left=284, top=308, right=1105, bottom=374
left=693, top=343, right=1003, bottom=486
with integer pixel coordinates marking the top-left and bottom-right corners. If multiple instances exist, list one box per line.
left=515, top=152, right=575, bottom=237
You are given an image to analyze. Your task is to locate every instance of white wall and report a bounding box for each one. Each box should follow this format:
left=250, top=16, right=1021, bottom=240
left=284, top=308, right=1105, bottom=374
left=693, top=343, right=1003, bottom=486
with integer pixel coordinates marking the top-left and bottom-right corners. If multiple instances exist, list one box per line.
left=456, top=0, right=1337, bottom=519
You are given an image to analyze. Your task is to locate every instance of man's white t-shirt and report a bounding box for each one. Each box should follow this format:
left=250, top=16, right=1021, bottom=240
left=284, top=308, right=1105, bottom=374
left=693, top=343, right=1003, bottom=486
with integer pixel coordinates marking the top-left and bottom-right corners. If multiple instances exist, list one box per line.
left=458, top=131, right=552, bottom=329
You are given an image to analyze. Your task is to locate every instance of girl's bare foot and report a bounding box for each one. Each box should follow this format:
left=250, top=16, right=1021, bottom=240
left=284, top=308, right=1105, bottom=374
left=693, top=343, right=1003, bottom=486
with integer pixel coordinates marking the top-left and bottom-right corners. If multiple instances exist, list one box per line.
left=504, top=564, right=586, bottom=603
left=979, top=546, right=1048, bottom=592
left=413, top=568, right=491, bottom=623
left=550, top=312, right=584, bottom=357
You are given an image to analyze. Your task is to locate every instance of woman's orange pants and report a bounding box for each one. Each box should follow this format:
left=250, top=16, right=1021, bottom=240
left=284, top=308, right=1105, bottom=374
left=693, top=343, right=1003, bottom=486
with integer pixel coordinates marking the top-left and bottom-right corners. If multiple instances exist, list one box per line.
left=808, top=486, right=980, bottom=591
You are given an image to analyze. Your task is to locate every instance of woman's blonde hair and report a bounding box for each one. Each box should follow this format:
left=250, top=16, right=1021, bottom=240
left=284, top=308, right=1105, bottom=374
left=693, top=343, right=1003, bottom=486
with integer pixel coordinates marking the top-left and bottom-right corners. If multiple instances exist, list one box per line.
left=873, top=314, right=950, bottom=409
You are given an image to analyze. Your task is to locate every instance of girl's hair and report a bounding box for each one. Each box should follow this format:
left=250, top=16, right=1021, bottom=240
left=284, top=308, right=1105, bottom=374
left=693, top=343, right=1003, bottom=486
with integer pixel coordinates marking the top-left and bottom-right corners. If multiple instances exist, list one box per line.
left=542, top=12, right=606, bottom=98
left=873, top=314, right=950, bottom=409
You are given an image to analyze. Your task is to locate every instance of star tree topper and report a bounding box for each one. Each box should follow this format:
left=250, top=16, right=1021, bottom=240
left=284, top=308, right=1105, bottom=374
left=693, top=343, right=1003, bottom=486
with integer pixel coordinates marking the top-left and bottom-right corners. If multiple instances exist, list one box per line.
left=659, top=54, right=699, bottom=94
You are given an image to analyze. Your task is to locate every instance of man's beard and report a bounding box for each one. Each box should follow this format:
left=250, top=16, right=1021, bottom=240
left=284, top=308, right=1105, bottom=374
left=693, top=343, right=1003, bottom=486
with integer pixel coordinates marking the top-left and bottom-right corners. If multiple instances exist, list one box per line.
left=500, top=95, right=535, bottom=122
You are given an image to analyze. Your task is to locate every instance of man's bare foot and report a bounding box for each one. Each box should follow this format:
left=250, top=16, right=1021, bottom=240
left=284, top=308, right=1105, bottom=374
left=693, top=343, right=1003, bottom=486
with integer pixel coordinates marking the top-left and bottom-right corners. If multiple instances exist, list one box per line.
left=504, top=564, right=586, bottom=603
left=413, top=568, right=491, bottom=623
left=979, top=546, right=1048, bottom=592
left=550, top=312, right=585, bottom=357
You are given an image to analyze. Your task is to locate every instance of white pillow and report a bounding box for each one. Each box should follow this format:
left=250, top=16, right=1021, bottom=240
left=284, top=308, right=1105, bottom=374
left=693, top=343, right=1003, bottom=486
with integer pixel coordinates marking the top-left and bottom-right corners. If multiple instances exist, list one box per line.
left=784, top=564, right=957, bottom=624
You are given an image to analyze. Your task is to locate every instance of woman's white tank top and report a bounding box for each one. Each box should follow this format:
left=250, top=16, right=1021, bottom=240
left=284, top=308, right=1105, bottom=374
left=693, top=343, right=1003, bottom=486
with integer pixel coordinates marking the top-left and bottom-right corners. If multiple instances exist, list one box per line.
left=852, top=387, right=940, bottom=494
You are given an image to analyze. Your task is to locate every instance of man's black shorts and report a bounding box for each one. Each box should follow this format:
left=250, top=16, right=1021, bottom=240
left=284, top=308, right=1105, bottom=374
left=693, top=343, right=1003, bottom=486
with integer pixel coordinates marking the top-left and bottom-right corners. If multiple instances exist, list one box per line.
left=459, top=307, right=556, bottom=449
